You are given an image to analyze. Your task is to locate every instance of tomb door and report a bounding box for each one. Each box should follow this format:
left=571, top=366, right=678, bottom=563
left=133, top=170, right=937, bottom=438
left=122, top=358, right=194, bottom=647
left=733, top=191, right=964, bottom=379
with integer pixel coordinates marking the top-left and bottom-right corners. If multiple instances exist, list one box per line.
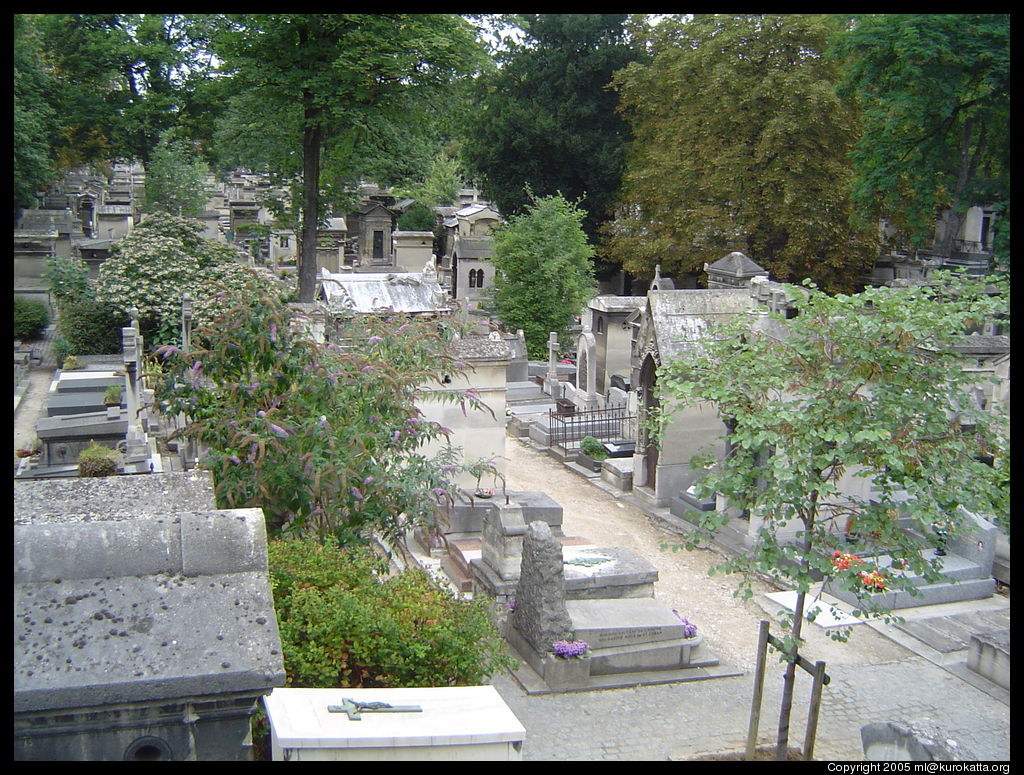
left=639, top=352, right=659, bottom=490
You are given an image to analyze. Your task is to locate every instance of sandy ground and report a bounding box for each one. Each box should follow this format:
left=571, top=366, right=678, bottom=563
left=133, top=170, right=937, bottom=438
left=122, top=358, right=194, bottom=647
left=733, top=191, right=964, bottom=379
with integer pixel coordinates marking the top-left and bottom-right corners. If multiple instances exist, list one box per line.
left=501, top=436, right=911, bottom=672
left=13, top=370, right=52, bottom=470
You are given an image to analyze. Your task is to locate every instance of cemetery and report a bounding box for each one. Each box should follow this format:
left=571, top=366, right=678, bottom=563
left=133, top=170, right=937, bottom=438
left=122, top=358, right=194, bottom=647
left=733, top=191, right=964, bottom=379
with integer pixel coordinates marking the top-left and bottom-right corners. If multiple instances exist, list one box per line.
left=13, top=12, right=1009, bottom=761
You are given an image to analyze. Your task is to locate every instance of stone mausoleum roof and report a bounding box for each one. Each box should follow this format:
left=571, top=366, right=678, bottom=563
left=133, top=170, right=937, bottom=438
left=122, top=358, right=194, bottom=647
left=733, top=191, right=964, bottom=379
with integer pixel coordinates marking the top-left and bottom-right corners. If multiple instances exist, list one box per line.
left=14, top=472, right=285, bottom=715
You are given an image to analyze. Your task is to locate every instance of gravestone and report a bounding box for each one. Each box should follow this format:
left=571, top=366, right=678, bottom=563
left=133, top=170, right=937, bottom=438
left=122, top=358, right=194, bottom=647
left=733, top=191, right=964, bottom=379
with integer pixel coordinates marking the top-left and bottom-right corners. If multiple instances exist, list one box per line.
left=511, top=522, right=574, bottom=655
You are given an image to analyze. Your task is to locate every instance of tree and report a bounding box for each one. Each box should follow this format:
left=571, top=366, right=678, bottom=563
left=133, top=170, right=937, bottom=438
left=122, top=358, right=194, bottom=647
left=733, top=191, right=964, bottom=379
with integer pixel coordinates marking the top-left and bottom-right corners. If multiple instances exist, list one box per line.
left=148, top=291, right=489, bottom=547
left=210, top=14, right=483, bottom=303
left=144, top=131, right=209, bottom=216
left=606, top=14, right=877, bottom=291
left=33, top=14, right=217, bottom=170
left=461, top=14, right=640, bottom=272
left=489, top=194, right=596, bottom=358
left=831, top=14, right=1011, bottom=260
left=94, top=213, right=283, bottom=345
left=14, top=15, right=56, bottom=214
left=659, top=273, right=1008, bottom=759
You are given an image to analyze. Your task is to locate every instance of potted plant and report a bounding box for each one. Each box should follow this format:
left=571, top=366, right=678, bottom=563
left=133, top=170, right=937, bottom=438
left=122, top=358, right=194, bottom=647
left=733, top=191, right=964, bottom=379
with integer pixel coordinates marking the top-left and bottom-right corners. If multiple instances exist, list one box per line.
left=544, top=639, right=591, bottom=690
left=577, top=436, right=608, bottom=472
left=103, top=384, right=123, bottom=406
left=466, top=458, right=506, bottom=501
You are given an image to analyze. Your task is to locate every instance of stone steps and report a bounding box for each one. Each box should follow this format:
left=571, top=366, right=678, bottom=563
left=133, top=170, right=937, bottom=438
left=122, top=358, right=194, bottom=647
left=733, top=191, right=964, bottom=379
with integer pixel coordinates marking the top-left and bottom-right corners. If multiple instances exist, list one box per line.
left=825, top=550, right=995, bottom=610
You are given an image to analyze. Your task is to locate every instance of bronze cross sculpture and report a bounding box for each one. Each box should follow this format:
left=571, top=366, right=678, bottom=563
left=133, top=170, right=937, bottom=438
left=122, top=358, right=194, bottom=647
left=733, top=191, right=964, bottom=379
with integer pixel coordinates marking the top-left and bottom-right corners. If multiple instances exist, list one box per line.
left=328, top=698, right=423, bottom=721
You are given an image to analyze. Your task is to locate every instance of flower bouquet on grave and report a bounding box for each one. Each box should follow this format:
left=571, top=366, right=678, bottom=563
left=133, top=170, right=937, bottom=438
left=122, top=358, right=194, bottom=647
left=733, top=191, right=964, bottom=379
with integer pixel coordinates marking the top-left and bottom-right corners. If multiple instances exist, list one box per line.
left=859, top=569, right=889, bottom=593
left=671, top=610, right=698, bottom=638
left=551, top=640, right=589, bottom=659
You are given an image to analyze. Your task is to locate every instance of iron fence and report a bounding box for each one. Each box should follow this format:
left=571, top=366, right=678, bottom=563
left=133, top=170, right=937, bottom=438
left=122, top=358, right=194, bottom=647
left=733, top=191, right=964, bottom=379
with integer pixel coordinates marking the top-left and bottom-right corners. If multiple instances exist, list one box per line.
left=548, top=404, right=636, bottom=453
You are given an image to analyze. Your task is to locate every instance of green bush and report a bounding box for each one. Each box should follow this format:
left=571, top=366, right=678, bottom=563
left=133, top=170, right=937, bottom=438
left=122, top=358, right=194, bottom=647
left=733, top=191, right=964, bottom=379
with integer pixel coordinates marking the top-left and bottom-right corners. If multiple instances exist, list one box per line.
left=268, top=536, right=516, bottom=688
left=78, top=440, right=119, bottom=477
left=580, top=436, right=608, bottom=460
left=56, top=294, right=127, bottom=355
left=14, top=296, right=50, bottom=340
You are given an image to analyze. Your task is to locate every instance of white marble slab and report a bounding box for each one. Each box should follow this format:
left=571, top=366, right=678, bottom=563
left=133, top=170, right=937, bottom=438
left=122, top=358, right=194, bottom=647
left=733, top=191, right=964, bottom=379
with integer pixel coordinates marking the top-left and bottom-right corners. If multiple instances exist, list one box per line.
left=264, top=685, right=525, bottom=751
left=764, top=590, right=864, bottom=628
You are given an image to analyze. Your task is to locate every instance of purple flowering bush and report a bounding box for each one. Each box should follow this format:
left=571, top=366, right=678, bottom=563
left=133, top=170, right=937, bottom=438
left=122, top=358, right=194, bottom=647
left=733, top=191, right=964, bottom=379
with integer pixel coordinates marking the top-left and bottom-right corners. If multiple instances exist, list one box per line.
left=551, top=640, right=589, bottom=659
left=148, top=290, right=490, bottom=546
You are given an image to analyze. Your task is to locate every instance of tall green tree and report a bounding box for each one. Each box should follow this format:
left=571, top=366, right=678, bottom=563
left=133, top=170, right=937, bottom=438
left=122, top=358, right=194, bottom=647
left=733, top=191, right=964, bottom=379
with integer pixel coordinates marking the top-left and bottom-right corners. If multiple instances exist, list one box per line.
left=210, top=14, right=483, bottom=302
left=460, top=14, right=640, bottom=272
left=144, top=131, right=210, bottom=216
left=14, top=15, right=56, bottom=213
left=832, top=14, right=1011, bottom=260
left=33, top=14, right=216, bottom=169
left=607, top=14, right=876, bottom=292
left=489, top=194, right=596, bottom=358
left=661, top=273, right=1008, bottom=759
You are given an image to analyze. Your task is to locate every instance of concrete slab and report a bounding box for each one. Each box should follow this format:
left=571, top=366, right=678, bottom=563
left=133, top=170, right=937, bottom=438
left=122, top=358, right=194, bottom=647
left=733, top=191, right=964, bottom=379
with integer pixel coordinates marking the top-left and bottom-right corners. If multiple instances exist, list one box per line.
left=763, top=590, right=864, bottom=629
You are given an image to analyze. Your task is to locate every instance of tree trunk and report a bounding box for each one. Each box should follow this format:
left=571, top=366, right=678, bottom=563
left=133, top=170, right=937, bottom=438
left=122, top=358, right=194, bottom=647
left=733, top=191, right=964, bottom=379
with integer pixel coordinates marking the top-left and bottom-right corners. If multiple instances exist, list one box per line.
left=775, top=587, right=806, bottom=760
left=298, top=103, right=322, bottom=303
left=775, top=508, right=815, bottom=760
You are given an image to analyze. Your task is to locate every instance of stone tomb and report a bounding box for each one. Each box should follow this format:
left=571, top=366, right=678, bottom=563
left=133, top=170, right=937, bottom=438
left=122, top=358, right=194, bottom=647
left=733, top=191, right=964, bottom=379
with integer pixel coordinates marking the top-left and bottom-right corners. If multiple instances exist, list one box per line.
left=470, top=500, right=657, bottom=602
left=14, top=472, right=285, bottom=761
left=504, top=521, right=732, bottom=693
left=263, top=686, right=525, bottom=761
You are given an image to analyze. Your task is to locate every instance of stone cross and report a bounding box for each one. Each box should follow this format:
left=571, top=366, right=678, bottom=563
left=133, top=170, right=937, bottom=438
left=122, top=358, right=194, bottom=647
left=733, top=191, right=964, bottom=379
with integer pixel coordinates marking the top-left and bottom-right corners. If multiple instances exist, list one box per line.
left=121, top=325, right=141, bottom=429
left=511, top=521, right=574, bottom=654
left=546, top=332, right=560, bottom=379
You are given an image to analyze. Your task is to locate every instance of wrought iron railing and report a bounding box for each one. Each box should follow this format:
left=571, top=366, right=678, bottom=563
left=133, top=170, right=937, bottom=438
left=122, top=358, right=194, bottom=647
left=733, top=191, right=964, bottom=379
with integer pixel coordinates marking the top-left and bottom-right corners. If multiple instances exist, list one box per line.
left=548, top=404, right=636, bottom=453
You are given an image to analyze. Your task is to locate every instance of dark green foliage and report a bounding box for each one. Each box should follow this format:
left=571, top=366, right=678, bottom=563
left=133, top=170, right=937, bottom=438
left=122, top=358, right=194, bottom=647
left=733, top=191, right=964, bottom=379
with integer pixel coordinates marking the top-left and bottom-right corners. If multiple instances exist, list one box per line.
left=832, top=14, right=1010, bottom=258
left=78, top=441, right=119, bottom=477
left=268, top=536, right=516, bottom=688
left=461, top=14, right=640, bottom=259
left=14, top=297, right=50, bottom=340
left=580, top=436, right=608, bottom=460
left=397, top=202, right=438, bottom=232
left=56, top=295, right=127, bottom=356
left=607, top=14, right=876, bottom=291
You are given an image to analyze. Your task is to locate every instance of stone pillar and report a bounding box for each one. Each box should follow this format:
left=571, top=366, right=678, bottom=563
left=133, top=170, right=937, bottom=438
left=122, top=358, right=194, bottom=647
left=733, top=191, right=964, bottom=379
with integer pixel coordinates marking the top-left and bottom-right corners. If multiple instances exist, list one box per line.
left=544, top=332, right=561, bottom=397
left=511, top=521, right=573, bottom=654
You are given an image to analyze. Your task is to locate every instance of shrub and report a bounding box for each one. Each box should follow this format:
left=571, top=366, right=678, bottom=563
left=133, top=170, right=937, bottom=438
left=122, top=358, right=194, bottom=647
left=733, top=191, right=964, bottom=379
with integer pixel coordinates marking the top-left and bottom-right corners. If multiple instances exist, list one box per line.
left=14, top=296, right=50, bottom=340
left=56, top=294, right=127, bottom=356
left=580, top=436, right=608, bottom=460
left=268, top=536, right=516, bottom=688
left=103, top=384, right=122, bottom=405
left=78, top=440, right=119, bottom=477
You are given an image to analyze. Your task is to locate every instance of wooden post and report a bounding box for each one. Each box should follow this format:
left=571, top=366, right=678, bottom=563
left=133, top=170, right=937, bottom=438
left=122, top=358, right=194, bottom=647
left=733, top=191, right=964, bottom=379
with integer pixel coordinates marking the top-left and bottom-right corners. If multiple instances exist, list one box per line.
left=745, top=619, right=771, bottom=760
left=803, top=660, right=828, bottom=760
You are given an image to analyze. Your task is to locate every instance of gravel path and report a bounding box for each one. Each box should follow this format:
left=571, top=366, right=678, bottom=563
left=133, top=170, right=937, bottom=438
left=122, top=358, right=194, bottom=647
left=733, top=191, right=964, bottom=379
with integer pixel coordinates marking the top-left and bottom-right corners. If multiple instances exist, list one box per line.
left=501, top=436, right=910, bottom=672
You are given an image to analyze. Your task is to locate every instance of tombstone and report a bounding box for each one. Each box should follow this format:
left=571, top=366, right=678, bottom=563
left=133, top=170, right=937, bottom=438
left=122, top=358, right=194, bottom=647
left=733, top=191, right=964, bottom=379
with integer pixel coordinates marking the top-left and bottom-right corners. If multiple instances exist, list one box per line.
left=511, top=521, right=574, bottom=655
left=543, top=332, right=561, bottom=396
left=574, top=324, right=599, bottom=410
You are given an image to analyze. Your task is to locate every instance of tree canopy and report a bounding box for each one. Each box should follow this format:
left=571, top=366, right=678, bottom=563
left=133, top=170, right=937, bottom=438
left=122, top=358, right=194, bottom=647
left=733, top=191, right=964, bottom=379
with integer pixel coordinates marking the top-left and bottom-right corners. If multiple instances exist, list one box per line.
left=832, top=14, right=1011, bottom=259
left=661, top=272, right=1008, bottom=757
left=605, top=14, right=877, bottom=292
left=460, top=14, right=640, bottom=273
left=489, top=194, right=596, bottom=358
left=210, top=13, right=484, bottom=302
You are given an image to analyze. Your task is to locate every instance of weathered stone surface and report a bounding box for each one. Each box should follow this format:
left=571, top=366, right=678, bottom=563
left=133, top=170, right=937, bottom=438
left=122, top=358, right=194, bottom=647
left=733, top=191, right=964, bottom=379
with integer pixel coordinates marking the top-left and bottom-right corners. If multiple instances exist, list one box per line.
left=861, top=719, right=977, bottom=761
left=512, top=521, right=573, bottom=654
left=13, top=473, right=285, bottom=760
